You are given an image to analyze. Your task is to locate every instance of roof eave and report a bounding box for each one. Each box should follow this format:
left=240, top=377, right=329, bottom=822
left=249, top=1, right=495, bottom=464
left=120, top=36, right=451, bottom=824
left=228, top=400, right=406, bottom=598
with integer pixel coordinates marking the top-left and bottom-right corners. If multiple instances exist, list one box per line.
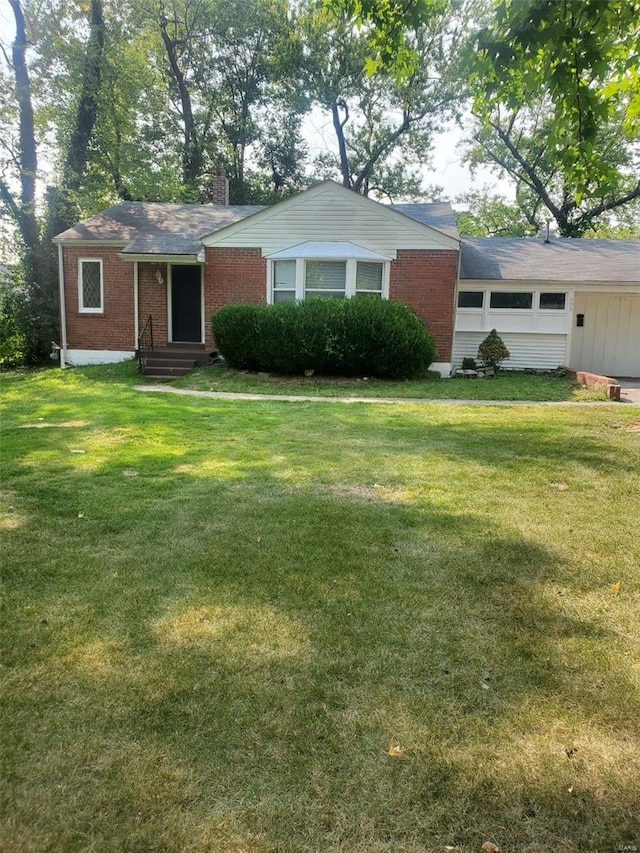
left=118, top=253, right=202, bottom=264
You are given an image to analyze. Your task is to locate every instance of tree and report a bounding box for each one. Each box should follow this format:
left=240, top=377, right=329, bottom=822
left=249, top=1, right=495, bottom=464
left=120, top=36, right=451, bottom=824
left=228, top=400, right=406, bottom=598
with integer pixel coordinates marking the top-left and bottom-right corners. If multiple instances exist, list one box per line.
left=0, top=0, right=107, bottom=358
left=454, top=188, right=537, bottom=236
left=325, top=0, right=448, bottom=78
left=299, top=0, right=466, bottom=199
left=143, top=0, right=306, bottom=203
left=465, top=0, right=640, bottom=236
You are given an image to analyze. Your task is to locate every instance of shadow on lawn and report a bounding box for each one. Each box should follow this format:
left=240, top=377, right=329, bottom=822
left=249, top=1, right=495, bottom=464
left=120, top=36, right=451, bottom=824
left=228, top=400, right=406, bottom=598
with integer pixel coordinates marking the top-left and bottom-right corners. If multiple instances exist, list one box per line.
left=4, top=475, right=639, bottom=852
left=2, top=380, right=639, bottom=851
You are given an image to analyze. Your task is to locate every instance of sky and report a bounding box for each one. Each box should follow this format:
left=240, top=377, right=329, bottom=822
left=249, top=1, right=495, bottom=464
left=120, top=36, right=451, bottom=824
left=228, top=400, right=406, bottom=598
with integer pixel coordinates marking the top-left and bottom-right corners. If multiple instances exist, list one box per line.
left=0, top=0, right=511, bottom=207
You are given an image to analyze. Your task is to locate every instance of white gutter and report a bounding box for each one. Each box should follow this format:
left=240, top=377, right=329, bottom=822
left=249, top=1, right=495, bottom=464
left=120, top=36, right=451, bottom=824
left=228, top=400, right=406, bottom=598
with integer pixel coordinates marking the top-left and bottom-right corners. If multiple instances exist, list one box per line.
left=133, top=261, right=139, bottom=348
left=57, top=243, right=68, bottom=368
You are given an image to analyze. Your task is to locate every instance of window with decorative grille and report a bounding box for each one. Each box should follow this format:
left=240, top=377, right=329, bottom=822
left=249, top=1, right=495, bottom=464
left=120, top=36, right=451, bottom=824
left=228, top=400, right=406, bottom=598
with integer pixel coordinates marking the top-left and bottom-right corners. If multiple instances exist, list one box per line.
left=80, top=261, right=103, bottom=311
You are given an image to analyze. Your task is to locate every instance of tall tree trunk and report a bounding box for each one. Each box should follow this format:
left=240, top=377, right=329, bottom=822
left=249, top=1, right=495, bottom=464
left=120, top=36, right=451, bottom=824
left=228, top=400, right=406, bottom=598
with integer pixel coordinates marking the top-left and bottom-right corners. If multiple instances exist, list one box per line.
left=4, top=0, right=39, bottom=253
left=46, top=0, right=106, bottom=240
left=159, top=15, right=201, bottom=195
left=2, top=0, right=107, bottom=357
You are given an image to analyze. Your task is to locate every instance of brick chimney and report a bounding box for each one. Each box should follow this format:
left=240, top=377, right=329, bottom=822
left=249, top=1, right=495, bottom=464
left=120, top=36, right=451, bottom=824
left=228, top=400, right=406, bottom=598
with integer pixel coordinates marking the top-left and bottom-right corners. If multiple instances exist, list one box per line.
left=212, top=165, right=229, bottom=205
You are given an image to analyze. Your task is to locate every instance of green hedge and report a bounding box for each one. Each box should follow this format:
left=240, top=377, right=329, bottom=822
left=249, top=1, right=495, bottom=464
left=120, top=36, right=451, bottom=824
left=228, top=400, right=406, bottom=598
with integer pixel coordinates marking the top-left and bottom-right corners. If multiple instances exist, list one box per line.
left=212, top=297, right=436, bottom=378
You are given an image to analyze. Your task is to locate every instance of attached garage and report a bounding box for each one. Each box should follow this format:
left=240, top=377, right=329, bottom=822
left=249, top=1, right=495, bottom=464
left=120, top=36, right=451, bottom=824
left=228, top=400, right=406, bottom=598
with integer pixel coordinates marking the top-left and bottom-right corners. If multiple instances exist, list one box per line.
left=458, top=238, right=640, bottom=378
left=570, top=292, right=640, bottom=378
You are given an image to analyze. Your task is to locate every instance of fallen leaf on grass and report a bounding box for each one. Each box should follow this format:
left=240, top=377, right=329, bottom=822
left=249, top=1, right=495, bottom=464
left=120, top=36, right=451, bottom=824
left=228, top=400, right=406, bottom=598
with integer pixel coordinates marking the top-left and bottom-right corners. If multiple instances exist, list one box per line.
left=609, top=581, right=621, bottom=595
left=387, top=745, right=406, bottom=757
left=77, top=512, right=85, bottom=518
left=481, top=843, right=500, bottom=853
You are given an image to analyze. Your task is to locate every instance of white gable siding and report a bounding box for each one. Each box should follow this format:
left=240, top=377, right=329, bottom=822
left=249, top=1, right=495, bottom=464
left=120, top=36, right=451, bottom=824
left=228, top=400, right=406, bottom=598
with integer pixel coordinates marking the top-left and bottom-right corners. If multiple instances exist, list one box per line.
left=203, top=186, right=456, bottom=256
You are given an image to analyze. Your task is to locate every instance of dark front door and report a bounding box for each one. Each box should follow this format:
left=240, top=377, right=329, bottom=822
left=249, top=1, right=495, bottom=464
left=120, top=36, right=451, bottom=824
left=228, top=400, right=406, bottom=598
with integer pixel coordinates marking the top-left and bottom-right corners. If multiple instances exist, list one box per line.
left=171, top=265, right=202, bottom=342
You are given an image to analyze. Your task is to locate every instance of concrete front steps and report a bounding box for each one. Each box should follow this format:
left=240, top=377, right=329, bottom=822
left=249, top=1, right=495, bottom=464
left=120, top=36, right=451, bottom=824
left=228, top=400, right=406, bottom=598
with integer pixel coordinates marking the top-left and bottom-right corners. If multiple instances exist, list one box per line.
left=140, top=345, right=210, bottom=378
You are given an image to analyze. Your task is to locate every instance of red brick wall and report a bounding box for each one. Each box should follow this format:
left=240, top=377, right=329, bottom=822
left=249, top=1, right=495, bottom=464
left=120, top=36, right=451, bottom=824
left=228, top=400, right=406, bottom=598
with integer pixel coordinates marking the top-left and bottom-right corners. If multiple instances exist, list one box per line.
left=389, top=250, right=458, bottom=361
left=62, top=245, right=458, bottom=359
left=62, top=246, right=135, bottom=351
left=204, top=247, right=266, bottom=348
left=138, top=263, right=168, bottom=347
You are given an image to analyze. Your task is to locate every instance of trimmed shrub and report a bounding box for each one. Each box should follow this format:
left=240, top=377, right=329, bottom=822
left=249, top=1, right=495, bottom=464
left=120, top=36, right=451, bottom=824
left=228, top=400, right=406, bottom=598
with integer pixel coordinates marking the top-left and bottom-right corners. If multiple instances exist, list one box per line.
left=212, top=297, right=436, bottom=378
left=478, top=328, right=510, bottom=371
left=211, top=303, right=261, bottom=370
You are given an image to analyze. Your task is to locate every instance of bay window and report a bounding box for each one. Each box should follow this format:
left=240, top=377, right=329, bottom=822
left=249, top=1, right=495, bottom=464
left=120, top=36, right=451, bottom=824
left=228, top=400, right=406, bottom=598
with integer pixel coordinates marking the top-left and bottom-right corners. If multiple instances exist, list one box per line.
left=268, top=243, right=391, bottom=304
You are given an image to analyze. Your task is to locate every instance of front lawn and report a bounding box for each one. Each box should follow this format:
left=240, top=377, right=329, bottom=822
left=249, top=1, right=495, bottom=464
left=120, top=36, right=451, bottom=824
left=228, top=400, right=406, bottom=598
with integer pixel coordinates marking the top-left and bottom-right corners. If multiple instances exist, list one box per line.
left=1, top=368, right=638, bottom=852
left=170, top=364, right=608, bottom=401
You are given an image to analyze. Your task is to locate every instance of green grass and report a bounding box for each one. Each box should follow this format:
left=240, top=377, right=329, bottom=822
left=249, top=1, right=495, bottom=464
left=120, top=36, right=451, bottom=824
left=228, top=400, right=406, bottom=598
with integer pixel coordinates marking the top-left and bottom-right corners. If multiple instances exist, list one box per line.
left=2, top=366, right=639, bottom=852
left=170, top=364, right=608, bottom=401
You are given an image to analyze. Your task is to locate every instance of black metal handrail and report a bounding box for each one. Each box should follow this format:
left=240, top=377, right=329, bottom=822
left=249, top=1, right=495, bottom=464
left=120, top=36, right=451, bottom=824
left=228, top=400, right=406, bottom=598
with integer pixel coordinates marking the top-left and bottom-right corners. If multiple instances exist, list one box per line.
left=137, top=314, right=154, bottom=373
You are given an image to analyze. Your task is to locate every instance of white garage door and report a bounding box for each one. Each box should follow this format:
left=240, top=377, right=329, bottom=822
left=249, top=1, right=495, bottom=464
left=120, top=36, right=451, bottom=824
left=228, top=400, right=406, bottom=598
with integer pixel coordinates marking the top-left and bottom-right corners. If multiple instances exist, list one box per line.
left=570, top=293, right=640, bottom=377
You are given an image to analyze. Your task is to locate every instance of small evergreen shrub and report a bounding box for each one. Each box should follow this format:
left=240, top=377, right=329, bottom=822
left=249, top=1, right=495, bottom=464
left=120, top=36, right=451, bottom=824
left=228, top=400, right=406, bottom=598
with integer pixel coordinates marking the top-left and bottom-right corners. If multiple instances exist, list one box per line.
left=461, top=357, right=477, bottom=370
left=478, top=328, right=510, bottom=371
left=212, top=297, right=436, bottom=378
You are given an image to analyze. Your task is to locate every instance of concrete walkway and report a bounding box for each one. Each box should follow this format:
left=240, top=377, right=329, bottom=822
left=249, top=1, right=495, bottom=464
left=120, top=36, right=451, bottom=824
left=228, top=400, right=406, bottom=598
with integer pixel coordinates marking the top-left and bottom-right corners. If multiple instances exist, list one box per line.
left=618, top=380, right=640, bottom=406
left=134, top=384, right=639, bottom=406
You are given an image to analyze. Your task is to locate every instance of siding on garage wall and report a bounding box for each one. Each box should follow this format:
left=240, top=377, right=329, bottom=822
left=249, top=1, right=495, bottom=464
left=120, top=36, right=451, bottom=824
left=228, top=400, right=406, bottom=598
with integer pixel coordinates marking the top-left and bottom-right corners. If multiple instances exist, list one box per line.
left=453, top=332, right=568, bottom=370
left=570, top=293, right=640, bottom=376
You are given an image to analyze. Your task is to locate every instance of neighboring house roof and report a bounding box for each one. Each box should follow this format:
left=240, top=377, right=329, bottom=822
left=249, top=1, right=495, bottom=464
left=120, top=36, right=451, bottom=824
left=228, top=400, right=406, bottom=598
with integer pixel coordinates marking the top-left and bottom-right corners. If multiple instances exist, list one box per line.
left=461, top=237, right=640, bottom=282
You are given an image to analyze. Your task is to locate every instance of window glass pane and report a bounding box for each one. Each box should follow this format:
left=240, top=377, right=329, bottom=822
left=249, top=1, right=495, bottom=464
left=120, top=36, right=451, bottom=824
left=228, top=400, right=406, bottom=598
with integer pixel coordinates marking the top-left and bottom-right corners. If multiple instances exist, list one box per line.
left=356, top=262, right=383, bottom=292
left=81, top=261, right=102, bottom=309
left=273, top=290, right=296, bottom=302
left=355, top=291, right=381, bottom=298
left=490, top=291, right=533, bottom=309
left=306, top=291, right=344, bottom=299
left=305, top=261, right=346, bottom=294
left=539, top=292, right=566, bottom=310
left=273, top=260, right=296, bottom=290
left=458, top=291, right=484, bottom=308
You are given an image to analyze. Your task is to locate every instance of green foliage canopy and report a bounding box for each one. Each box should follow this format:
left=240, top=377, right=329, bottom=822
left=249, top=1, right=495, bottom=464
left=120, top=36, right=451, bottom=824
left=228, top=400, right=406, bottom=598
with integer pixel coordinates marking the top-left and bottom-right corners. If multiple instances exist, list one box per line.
left=466, top=0, right=640, bottom=236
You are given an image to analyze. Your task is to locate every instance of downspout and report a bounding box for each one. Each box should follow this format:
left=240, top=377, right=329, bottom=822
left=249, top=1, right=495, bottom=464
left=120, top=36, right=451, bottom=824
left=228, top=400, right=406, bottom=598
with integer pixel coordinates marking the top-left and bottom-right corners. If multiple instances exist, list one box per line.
left=57, top=243, right=68, bottom=368
left=451, top=240, right=464, bottom=377
left=133, top=261, right=139, bottom=348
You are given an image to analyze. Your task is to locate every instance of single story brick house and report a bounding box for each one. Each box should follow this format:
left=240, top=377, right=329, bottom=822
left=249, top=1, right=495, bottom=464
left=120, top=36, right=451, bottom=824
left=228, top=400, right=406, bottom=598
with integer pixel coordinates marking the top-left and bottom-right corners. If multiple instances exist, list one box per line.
left=53, top=177, right=640, bottom=378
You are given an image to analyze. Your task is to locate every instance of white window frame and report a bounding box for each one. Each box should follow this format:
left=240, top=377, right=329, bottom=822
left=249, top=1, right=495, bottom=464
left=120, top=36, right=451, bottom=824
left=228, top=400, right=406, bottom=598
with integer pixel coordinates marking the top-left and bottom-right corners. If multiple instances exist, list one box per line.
left=268, top=258, right=390, bottom=304
left=537, top=291, right=567, bottom=311
left=78, top=258, right=104, bottom=314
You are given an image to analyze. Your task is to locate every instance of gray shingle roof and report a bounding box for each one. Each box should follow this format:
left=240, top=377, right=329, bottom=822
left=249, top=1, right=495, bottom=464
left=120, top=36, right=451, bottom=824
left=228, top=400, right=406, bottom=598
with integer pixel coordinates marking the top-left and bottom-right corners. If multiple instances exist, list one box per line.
left=54, top=198, right=460, bottom=254
left=389, top=202, right=459, bottom=238
left=54, top=202, right=265, bottom=254
left=461, top=237, right=640, bottom=282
